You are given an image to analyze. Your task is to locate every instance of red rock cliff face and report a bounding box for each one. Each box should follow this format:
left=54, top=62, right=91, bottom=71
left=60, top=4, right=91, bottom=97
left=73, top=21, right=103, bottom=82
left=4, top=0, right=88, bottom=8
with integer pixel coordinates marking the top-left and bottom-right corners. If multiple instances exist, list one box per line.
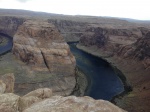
left=12, top=20, right=76, bottom=96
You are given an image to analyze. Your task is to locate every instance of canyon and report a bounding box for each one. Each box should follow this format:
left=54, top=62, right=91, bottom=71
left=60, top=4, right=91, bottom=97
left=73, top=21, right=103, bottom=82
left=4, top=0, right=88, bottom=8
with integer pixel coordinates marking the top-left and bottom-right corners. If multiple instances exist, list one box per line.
left=0, top=9, right=150, bottom=112
left=77, top=24, right=150, bottom=112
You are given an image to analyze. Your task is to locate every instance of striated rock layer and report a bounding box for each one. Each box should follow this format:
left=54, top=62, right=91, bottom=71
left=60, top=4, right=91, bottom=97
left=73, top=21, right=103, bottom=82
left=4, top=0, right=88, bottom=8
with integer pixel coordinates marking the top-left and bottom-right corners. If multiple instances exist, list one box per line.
left=0, top=16, right=25, bottom=36
left=48, top=19, right=88, bottom=42
left=77, top=26, right=150, bottom=112
left=12, top=20, right=76, bottom=96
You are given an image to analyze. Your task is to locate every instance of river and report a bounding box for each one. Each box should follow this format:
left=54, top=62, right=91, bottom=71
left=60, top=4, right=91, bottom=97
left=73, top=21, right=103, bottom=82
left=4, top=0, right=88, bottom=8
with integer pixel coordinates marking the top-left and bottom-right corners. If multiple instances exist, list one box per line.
left=0, top=33, right=13, bottom=55
left=69, top=43, right=124, bottom=101
left=0, top=34, right=124, bottom=101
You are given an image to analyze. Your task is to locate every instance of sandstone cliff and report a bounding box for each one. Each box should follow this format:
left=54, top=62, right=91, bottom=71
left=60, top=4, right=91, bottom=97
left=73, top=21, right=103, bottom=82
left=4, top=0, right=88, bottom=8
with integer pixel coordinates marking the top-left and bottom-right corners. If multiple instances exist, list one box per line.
left=0, top=16, right=25, bottom=36
left=12, top=20, right=76, bottom=96
left=77, top=26, right=150, bottom=112
left=48, top=19, right=88, bottom=42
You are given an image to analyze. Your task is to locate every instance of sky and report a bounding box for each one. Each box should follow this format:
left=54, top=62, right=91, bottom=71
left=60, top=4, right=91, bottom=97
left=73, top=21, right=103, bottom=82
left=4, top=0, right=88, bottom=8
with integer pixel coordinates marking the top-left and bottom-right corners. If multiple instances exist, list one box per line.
left=0, top=0, right=150, bottom=20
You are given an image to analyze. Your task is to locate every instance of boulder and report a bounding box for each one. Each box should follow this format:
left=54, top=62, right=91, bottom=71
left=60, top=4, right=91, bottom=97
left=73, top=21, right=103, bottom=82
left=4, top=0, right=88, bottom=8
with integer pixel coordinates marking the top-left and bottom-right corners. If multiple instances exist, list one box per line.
left=24, top=96, right=126, bottom=112
left=23, top=88, right=53, bottom=99
left=0, top=73, right=15, bottom=93
left=0, top=93, right=20, bottom=112
left=18, top=88, right=53, bottom=111
left=0, top=80, right=6, bottom=94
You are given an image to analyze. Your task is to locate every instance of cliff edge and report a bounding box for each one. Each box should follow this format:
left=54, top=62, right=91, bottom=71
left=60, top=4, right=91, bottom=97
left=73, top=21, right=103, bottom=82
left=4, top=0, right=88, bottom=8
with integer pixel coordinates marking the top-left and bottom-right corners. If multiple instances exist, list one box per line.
left=77, top=26, right=150, bottom=112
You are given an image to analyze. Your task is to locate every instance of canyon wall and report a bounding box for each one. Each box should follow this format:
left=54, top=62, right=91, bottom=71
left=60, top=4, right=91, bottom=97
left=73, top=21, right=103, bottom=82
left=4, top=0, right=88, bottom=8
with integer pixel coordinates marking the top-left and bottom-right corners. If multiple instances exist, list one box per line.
left=48, top=17, right=150, bottom=111
left=48, top=19, right=88, bottom=42
left=77, top=26, right=150, bottom=112
left=0, top=16, right=25, bottom=36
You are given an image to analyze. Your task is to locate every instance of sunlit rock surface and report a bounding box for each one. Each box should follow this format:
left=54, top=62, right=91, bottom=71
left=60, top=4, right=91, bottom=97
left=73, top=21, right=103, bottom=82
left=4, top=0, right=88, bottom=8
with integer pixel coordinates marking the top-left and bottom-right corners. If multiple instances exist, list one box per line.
left=18, top=88, right=53, bottom=112
left=23, top=95, right=126, bottom=112
left=12, top=20, right=76, bottom=96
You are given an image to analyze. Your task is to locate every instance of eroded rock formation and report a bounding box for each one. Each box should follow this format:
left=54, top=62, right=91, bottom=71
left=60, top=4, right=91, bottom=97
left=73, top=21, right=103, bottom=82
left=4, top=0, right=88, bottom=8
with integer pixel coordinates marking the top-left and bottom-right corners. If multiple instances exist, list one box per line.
left=24, top=95, right=126, bottom=112
left=48, top=19, right=88, bottom=42
left=12, top=20, right=76, bottom=96
left=0, top=93, right=20, bottom=112
left=18, top=88, right=53, bottom=112
left=0, top=16, right=25, bottom=36
left=0, top=74, right=126, bottom=112
left=77, top=26, right=150, bottom=112
left=0, top=88, right=126, bottom=112
left=79, top=26, right=142, bottom=57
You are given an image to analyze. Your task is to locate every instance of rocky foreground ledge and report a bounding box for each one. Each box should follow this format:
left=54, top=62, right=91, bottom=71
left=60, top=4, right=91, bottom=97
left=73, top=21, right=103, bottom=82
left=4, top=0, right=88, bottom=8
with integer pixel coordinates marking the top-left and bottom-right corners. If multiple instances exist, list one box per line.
left=0, top=90, right=126, bottom=112
left=0, top=83, right=126, bottom=112
left=0, top=74, right=126, bottom=112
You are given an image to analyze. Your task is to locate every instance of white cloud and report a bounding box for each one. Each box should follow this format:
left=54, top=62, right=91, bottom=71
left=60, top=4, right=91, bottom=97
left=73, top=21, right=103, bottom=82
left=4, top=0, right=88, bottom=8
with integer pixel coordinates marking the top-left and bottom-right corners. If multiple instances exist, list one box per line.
left=0, top=0, right=150, bottom=20
left=16, top=0, right=31, bottom=3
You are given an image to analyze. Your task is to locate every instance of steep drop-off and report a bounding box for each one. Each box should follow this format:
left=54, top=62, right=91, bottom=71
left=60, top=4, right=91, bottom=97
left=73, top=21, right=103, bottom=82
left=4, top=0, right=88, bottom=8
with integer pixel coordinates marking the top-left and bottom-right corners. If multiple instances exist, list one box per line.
left=77, top=26, right=150, bottom=112
left=0, top=16, right=25, bottom=36
left=48, top=19, right=88, bottom=42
